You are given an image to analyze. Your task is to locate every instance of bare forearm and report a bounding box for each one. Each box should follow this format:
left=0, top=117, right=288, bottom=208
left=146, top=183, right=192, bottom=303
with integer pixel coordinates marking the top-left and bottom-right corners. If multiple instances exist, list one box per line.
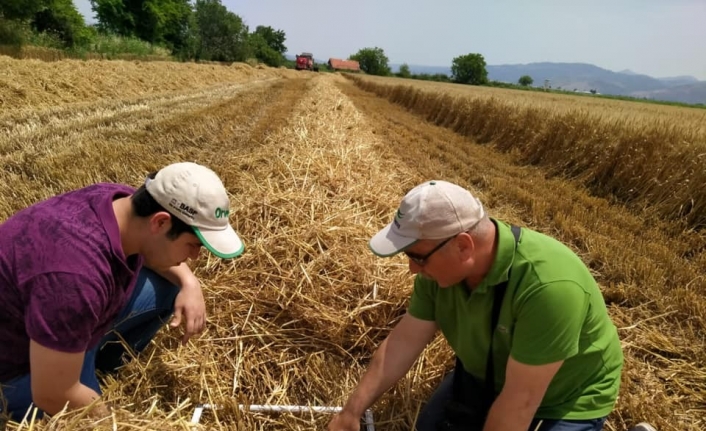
left=35, top=383, right=106, bottom=416
left=482, top=391, right=536, bottom=431
left=342, top=338, right=416, bottom=417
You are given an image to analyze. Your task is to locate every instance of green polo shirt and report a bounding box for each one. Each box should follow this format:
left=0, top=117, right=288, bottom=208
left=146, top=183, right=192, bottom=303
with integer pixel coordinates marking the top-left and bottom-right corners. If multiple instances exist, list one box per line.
left=408, top=219, right=623, bottom=420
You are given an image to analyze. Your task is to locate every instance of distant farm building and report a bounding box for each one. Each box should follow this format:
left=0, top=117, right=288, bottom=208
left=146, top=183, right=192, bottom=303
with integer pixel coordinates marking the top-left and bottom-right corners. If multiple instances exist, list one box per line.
left=328, top=58, right=361, bottom=72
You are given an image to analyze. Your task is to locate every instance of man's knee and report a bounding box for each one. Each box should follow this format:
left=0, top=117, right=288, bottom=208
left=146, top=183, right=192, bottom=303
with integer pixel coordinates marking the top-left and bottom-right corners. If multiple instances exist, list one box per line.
left=135, top=268, right=180, bottom=312
left=414, top=372, right=456, bottom=431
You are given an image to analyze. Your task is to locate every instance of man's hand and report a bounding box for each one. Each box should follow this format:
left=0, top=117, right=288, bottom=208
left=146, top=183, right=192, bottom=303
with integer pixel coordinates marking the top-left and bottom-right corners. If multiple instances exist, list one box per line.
left=149, top=263, right=207, bottom=345
left=327, top=410, right=360, bottom=431
left=327, top=314, right=437, bottom=431
left=170, top=280, right=206, bottom=345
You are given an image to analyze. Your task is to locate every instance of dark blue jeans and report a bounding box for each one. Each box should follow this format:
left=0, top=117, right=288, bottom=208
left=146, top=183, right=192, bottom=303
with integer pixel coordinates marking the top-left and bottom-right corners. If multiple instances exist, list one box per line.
left=415, top=372, right=607, bottom=431
left=0, top=268, right=179, bottom=422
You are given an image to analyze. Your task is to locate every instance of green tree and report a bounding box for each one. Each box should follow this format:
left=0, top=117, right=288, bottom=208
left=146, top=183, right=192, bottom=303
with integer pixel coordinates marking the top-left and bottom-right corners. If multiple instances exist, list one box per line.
left=170, top=11, right=197, bottom=59
left=518, top=75, right=533, bottom=86
left=32, top=0, right=92, bottom=47
left=90, top=0, right=192, bottom=50
left=192, top=0, right=250, bottom=62
left=350, top=47, right=390, bottom=76
left=248, top=32, right=282, bottom=66
left=0, top=0, right=91, bottom=48
left=0, top=0, right=48, bottom=21
left=397, top=63, right=411, bottom=78
left=0, top=17, right=28, bottom=47
left=415, top=73, right=450, bottom=83
left=451, top=53, right=488, bottom=85
left=252, top=25, right=286, bottom=55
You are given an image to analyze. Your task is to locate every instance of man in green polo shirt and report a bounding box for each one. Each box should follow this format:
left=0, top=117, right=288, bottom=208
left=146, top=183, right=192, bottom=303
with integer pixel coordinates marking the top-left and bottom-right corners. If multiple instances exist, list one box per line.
left=327, top=180, right=631, bottom=431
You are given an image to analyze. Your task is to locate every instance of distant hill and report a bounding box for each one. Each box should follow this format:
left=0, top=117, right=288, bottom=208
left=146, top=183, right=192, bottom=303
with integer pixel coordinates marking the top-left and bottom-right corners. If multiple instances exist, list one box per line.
left=619, top=69, right=641, bottom=76
left=390, top=62, right=705, bottom=105
left=657, top=75, right=700, bottom=87
left=486, top=62, right=668, bottom=94
left=632, top=82, right=706, bottom=105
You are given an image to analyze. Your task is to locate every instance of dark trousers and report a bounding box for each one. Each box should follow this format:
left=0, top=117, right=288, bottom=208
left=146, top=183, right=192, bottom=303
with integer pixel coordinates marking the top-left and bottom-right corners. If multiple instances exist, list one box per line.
left=415, top=372, right=608, bottom=431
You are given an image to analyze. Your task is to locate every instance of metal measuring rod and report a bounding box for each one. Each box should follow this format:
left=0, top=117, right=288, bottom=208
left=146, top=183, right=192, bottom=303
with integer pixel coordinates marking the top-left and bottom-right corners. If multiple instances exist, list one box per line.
left=190, top=403, right=375, bottom=431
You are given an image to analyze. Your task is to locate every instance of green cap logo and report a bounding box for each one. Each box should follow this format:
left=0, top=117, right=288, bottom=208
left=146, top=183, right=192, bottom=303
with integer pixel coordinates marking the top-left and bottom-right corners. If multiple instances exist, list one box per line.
left=214, top=207, right=230, bottom=219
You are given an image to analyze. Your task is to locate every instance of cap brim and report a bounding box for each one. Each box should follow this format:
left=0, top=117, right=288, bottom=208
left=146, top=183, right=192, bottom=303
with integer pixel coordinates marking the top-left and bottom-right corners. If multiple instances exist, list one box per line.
left=368, top=223, right=418, bottom=257
left=193, top=225, right=244, bottom=259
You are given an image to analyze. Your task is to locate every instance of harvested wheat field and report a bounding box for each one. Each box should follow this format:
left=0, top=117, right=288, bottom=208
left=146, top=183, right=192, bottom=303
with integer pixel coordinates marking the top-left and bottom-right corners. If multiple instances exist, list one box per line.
left=0, top=58, right=704, bottom=431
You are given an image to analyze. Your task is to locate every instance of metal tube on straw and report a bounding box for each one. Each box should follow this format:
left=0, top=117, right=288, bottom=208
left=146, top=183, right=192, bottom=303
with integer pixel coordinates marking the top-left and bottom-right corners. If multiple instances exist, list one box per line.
left=190, top=404, right=375, bottom=431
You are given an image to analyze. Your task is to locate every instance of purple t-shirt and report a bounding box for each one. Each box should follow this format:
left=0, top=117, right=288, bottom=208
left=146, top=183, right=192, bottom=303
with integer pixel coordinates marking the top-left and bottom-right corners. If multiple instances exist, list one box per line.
left=0, top=183, right=143, bottom=382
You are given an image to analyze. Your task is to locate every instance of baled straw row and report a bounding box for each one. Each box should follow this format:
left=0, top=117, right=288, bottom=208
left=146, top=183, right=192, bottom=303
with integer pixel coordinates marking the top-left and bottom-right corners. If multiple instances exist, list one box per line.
left=346, top=75, right=706, bottom=233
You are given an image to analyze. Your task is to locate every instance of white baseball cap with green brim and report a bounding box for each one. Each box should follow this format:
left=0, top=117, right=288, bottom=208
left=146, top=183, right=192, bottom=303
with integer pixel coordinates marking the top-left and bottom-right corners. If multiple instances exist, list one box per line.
left=369, top=180, right=485, bottom=257
left=145, top=162, right=244, bottom=259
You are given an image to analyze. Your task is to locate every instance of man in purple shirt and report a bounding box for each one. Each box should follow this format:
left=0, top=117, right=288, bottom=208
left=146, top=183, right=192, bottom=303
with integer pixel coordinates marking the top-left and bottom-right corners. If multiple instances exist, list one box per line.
left=0, top=162, right=244, bottom=421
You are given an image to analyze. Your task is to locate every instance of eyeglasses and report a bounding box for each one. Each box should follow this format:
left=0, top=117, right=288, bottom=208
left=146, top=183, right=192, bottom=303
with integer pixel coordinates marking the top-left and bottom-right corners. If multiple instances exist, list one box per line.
left=404, top=236, right=455, bottom=266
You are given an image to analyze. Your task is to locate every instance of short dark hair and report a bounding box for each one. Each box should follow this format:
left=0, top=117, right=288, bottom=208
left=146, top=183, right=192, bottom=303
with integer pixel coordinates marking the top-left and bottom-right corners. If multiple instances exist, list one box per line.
left=131, top=171, right=194, bottom=239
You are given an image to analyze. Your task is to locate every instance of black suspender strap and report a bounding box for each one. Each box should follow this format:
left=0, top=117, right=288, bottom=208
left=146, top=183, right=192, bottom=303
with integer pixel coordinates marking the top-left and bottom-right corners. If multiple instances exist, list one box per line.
left=452, top=225, right=521, bottom=409
left=483, top=224, right=521, bottom=409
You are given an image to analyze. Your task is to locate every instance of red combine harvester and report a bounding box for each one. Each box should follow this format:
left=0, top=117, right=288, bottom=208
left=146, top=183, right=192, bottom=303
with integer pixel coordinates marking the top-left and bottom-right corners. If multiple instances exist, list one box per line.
left=295, top=52, right=319, bottom=72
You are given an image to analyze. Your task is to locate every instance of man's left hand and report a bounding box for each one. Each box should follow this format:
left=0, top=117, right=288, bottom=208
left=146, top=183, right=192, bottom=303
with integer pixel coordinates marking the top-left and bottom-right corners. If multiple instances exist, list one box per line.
left=170, top=281, right=206, bottom=345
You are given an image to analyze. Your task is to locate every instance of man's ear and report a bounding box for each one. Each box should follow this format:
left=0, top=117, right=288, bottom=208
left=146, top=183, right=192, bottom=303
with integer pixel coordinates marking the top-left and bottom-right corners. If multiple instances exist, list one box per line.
left=456, top=232, right=475, bottom=261
left=149, top=212, right=172, bottom=234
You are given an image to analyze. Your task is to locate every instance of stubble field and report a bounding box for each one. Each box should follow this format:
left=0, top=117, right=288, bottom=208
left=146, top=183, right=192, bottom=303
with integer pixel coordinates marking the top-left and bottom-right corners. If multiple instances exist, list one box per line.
left=1, top=57, right=704, bottom=431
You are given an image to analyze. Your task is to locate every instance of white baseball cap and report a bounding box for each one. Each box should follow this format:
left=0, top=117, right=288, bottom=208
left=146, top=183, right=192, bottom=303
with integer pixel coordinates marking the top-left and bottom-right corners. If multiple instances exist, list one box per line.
left=369, top=180, right=485, bottom=257
left=145, top=162, right=244, bottom=259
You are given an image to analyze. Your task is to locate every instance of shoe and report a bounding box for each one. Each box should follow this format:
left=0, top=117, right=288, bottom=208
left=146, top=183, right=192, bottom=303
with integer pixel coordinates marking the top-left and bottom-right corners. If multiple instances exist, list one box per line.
left=628, top=423, right=657, bottom=431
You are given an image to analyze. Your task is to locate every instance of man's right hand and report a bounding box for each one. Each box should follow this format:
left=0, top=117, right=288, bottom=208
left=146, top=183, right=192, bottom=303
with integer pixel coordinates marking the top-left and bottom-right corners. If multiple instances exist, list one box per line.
left=326, top=314, right=438, bottom=431
left=327, top=410, right=361, bottom=431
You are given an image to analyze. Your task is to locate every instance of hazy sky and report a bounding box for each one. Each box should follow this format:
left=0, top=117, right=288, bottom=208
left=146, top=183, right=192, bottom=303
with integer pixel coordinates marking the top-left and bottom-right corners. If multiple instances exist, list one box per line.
left=73, top=0, right=706, bottom=80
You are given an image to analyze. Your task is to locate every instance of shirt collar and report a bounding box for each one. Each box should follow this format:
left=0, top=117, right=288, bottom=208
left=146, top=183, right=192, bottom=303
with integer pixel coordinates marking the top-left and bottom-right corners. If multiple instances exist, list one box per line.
left=472, top=218, right=517, bottom=294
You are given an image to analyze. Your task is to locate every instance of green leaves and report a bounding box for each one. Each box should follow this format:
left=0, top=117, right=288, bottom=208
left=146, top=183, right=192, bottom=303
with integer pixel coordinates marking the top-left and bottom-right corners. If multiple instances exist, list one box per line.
left=253, top=25, right=286, bottom=56
left=0, top=0, right=48, bottom=21
left=350, top=47, right=390, bottom=76
left=90, top=0, right=192, bottom=49
left=2, top=0, right=288, bottom=63
left=193, top=0, right=249, bottom=62
left=451, top=53, right=488, bottom=85
left=519, top=75, right=534, bottom=86
left=398, top=63, right=411, bottom=78
left=32, top=0, right=91, bottom=47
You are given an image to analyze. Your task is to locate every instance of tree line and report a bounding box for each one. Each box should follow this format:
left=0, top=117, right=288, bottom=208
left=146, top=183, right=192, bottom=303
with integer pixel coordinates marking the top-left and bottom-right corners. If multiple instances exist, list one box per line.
left=349, top=46, right=534, bottom=88
left=0, top=0, right=288, bottom=64
left=2, top=0, right=534, bottom=85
